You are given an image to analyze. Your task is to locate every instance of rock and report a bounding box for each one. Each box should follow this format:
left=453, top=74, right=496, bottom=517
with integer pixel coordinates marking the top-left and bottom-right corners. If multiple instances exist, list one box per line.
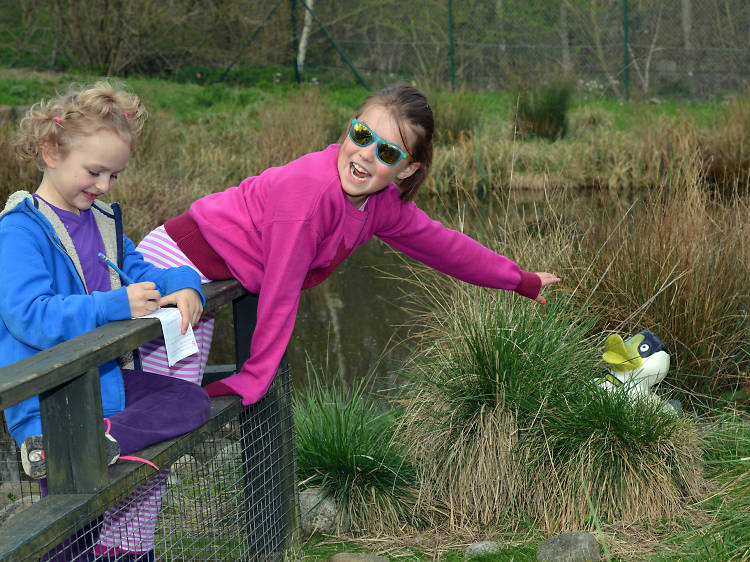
left=217, top=440, right=241, bottom=463
left=330, top=554, right=389, bottom=562
left=667, top=399, right=683, bottom=416
left=299, top=488, right=342, bottom=536
left=0, top=481, right=40, bottom=508
left=465, top=540, right=502, bottom=558
left=537, top=531, right=600, bottom=561
left=168, top=454, right=198, bottom=486
left=0, top=494, right=40, bottom=525
left=191, top=438, right=233, bottom=463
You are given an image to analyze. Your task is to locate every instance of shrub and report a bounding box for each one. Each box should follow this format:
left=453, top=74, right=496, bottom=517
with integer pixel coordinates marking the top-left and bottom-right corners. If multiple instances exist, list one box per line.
left=514, top=79, right=572, bottom=141
left=428, top=87, right=483, bottom=145
left=294, top=361, right=419, bottom=534
left=397, top=282, right=704, bottom=532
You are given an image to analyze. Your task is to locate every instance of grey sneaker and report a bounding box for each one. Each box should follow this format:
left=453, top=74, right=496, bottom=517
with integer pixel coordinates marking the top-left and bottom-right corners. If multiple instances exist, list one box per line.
left=20, top=435, right=45, bottom=479
left=20, top=432, right=121, bottom=479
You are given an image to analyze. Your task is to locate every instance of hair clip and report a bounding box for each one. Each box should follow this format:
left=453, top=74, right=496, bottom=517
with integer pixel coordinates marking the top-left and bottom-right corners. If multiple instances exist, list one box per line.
left=54, top=116, right=62, bottom=125
left=123, top=111, right=132, bottom=119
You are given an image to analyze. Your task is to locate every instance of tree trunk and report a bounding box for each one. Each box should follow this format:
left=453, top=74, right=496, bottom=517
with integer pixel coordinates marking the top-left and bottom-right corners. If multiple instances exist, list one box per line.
left=297, top=0, right=314, bottom=74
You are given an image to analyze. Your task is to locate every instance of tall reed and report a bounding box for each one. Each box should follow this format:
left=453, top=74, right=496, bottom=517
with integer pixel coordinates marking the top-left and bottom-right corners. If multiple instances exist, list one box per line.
left=572, top=160, right=750, bottom=398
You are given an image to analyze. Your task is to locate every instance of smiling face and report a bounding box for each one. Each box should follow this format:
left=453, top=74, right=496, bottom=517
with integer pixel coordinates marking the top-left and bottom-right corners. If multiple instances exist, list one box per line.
left=36, top=128, right=131, bottom=215
left=337, top=105, right=420, bottom=207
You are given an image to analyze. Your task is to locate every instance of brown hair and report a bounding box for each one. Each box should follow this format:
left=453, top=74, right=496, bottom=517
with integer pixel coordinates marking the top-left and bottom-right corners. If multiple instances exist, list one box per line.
left=349, top=84, right=434, bottom=202
left=14, top=81, right=147, bottom=170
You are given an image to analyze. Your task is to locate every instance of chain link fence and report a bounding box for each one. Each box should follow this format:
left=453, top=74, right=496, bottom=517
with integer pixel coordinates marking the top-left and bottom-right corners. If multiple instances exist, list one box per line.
left=3, top=1, right=748, bottom=99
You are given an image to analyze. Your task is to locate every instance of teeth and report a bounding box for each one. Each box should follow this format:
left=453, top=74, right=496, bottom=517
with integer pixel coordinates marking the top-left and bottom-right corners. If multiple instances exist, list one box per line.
left=351, top=162, right=369, bottom=179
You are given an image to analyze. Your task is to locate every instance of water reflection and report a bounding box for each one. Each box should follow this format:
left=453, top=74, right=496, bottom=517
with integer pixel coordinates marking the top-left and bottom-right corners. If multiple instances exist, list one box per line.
left=289, top=240, right=413, bottom=394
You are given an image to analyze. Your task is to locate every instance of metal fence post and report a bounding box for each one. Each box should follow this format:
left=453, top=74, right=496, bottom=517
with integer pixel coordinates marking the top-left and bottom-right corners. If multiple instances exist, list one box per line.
left=623, top=0, right=629, bottom=100
left=232, top=293, right=298, bottom=558
left=291, top=0, right=301, bottom=83
left=449, top=0, right=455, bottom=89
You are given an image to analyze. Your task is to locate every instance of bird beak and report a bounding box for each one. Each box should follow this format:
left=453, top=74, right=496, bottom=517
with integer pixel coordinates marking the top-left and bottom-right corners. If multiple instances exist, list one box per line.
left=602, top=333, right=644, bottom=372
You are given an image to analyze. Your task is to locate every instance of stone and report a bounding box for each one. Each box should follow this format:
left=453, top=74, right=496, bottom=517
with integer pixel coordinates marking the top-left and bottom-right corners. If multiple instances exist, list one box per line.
left=217, top=440, right=241, bottom=463
left=0, top=494, right=40, bottom=525
left=536, top=531, right=601, bottom=561
left=299, top=488, right=341, bottom=536
left=330, top=554, right=389, bottom=562
left=191, top=438, right=233, bottom=463
left=0, top=481, right=40, bottom=508
left=465, top=540, right=502, bottom=558
left=168, top=454, right=197, bottom=486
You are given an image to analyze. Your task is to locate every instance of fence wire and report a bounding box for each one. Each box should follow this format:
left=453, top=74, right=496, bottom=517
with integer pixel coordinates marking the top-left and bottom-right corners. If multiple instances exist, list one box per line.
left=4, top=1, right=747, bottom=99
left=0, top=365, right=297, bottom=562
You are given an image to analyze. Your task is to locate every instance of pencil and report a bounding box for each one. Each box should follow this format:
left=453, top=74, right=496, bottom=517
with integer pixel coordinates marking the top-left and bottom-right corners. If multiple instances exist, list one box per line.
left=98, top=252, right=135, bottom=285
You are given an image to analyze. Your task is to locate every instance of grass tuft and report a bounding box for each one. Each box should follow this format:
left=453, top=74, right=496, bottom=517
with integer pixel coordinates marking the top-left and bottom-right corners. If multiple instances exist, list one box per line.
left=514, top=79, right=572, bottom=141
left=294, top=359, right=419, bottom=535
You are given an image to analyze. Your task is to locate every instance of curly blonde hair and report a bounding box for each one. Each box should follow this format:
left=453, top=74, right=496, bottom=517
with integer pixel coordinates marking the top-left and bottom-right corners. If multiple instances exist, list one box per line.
left=14, top=81, right=147, bottom=170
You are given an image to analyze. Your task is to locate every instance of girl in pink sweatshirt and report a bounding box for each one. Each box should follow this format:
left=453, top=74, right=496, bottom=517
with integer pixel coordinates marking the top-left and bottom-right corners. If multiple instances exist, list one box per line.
left=136, top=84, right=561, bottom=405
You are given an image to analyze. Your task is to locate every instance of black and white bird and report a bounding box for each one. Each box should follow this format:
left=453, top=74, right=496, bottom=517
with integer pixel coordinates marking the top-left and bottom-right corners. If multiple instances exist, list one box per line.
left=598, top=330, right=679, bottom=413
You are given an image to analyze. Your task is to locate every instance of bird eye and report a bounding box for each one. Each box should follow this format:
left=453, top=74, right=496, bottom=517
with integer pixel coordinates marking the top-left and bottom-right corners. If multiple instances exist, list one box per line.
left=639, top=343, right=650, bottom=353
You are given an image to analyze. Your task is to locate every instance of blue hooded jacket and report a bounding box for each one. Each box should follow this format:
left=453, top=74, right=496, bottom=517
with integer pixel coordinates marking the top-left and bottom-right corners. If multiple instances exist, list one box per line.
left=0, top=191, right=204, bottom=446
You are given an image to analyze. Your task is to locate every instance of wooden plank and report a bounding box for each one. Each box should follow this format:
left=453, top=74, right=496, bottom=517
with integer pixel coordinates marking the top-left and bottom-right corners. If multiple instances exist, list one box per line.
left=0, top=494, right=91, bottom=561
left=0, top=280, right=246, bottom=410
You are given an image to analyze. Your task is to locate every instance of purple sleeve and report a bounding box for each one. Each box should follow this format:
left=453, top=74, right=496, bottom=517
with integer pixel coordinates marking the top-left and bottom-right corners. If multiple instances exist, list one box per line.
left=514, top=270, right=542, bottom=300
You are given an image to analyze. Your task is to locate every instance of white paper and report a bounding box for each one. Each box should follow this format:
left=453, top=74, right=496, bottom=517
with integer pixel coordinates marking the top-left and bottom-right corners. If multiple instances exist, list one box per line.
left=139, top=307, right=199, bottom=366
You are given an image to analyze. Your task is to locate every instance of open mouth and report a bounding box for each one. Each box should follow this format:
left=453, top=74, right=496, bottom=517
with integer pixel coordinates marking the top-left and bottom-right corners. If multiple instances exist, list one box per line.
left=350, top=162, right=370, bottom=181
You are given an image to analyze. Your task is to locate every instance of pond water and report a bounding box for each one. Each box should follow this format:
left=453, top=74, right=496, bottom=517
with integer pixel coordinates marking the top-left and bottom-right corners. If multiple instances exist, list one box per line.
left=207, top=238, right=416, bottom=396
left=288, top=239, right=414, bottom=394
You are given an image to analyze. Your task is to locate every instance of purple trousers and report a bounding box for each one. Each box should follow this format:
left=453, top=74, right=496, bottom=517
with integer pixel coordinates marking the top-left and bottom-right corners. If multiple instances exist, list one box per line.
left=109, top=369, right=211, bottom=455
left=41, top=369, right=211, bottom=561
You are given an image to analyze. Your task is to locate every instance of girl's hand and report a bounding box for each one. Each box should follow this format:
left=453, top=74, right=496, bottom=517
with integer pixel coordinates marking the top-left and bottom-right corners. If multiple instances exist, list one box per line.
left=126, top=282, right=161, bottom=317
left=534, top=271, right=561, bottom=304
left=160, top=288, right=203, bottom=334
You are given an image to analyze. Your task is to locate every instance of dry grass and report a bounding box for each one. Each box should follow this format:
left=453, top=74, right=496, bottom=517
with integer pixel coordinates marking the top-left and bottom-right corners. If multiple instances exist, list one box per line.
left=572, top=164, right=750, bottom=397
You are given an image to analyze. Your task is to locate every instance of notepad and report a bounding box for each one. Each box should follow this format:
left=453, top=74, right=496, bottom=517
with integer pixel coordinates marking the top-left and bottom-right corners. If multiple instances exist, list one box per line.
left=139, top=307, right=199, bottom=366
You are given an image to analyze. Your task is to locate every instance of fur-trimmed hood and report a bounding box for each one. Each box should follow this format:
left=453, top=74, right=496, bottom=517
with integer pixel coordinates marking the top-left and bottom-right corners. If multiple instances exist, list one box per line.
left=0, top=190, right=125, bottom=293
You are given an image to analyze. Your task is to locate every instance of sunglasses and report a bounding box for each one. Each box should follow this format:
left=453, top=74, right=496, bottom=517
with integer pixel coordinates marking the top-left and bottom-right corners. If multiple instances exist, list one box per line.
left=348, top=118, right=413, bottom=166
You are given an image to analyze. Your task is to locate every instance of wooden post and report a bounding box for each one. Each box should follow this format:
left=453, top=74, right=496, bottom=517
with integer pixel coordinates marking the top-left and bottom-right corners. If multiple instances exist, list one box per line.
left=40, top=368, right=108, bottom=494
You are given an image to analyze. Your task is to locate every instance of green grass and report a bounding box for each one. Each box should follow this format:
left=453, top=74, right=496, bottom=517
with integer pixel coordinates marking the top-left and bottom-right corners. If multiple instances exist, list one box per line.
left=295, top=359, right=419, bottom=534
left=654, top=411, right=749, bottom=561
left=514, top=79, right=572, bottom=141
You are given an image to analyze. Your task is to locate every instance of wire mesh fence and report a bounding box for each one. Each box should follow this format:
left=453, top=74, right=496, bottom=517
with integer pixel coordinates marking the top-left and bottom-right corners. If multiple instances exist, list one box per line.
left=0, top=364, right=297, bottom=562
left=290, top=0, right=750, bottom=99
left=2, top=0, right=748, bottom=99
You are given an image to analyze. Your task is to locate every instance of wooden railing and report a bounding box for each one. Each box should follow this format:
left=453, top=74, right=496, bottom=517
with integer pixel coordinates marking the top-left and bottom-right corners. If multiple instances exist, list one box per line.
left=0, top=280, right=297, bottom=560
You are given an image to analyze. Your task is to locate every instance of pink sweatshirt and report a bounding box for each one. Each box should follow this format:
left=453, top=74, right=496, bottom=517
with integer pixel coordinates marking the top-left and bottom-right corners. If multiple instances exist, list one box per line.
left=187, top=144, right=539, bottom=405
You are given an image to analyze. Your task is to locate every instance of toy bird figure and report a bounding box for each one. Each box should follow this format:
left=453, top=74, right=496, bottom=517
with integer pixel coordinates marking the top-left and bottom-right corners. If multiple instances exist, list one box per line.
left=597, top=330, right=681, bottom=414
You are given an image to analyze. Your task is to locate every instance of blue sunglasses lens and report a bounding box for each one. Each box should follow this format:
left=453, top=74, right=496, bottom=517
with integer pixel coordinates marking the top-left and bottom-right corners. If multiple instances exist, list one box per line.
left=349, top=120, right=407, bottom=166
